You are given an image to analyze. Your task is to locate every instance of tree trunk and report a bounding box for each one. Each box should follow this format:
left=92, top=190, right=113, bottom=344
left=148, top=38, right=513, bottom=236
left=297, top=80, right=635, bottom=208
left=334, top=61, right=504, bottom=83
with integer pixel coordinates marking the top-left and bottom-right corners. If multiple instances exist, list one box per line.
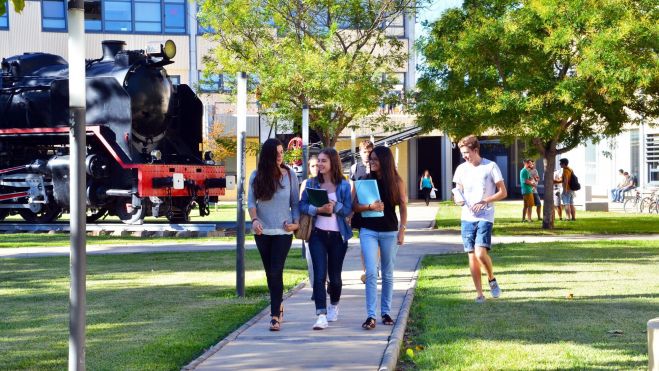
left=541, top=145, right=558, bottom=229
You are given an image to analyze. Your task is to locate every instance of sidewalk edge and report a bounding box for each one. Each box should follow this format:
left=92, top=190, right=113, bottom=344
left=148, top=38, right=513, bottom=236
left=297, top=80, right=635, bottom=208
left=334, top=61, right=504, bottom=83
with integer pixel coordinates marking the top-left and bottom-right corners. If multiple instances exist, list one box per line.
left=378, top=256, right=423, bottom=371
left=181, top=280, right=309, bottom=370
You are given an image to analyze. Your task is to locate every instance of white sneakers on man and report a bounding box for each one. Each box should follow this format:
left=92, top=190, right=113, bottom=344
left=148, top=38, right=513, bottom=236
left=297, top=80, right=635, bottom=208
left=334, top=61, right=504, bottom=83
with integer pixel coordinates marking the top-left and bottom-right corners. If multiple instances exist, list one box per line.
left=313, top=314, right=328, bottom=330
left=327, top=304, right=339, bottom=322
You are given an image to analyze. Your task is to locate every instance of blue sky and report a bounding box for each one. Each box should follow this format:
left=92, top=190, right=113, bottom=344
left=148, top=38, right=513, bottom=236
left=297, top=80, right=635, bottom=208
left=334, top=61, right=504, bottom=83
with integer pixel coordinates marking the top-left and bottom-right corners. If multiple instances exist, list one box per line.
left=415, top=0, right=463, bottom=40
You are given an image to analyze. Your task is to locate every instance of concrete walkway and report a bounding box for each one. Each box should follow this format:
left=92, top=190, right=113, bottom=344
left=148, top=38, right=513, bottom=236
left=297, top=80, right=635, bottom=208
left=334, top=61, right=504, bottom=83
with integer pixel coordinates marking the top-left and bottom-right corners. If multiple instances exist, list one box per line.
left=185, top=202, right=451, bottom=371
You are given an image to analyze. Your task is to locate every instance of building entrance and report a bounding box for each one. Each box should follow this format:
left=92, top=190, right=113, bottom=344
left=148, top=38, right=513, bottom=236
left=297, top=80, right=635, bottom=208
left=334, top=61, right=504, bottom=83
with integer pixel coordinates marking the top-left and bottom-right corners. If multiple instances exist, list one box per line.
left=417, top=136, right=443, bottom=200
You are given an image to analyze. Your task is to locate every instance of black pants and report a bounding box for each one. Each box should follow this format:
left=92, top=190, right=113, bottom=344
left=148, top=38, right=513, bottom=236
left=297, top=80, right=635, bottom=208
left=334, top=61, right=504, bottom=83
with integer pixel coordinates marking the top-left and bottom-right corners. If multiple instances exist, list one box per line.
left=308, top=228, right=348, bottom=314
left=421, top=187, right=432, bottom=205
left=254, top=234, right=293, bottom=317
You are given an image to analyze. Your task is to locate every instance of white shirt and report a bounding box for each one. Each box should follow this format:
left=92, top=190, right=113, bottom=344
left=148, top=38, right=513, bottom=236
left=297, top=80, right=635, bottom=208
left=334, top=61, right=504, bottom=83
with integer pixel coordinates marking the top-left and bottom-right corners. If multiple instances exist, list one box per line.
left=453, top=158, right=504, bottom=223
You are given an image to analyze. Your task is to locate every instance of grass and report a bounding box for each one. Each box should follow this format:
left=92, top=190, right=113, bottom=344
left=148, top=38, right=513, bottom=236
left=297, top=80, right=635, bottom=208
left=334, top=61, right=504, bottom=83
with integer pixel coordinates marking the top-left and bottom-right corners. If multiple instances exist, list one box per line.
left=435, top=201, right=659, bottom=235
left=0, top=250, right=308, bottom=370
left=0, top=233, right=254, bottom=248
left=401, top=240, right=659, bottom=370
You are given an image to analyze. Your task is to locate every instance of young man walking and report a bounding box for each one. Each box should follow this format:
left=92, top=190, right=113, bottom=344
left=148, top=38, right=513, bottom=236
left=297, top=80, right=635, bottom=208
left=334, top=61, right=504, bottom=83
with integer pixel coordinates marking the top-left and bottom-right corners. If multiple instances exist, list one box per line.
left=453, top=135, right=508, bottom=303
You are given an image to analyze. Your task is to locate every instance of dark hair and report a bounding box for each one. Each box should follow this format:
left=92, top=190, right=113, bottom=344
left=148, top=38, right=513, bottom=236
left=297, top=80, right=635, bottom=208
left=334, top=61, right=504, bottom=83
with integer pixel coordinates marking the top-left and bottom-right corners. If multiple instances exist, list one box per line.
left=559, top=158, right=569, bottom=165
left=253, top=138, right=289, bottom=201
left=317, top=148, right=343, bottom=185
left=618, top=169, right=624, bottom=173
left=458, top=135, right=480, bottom=152
left=370, top=146, right=403, bottom=206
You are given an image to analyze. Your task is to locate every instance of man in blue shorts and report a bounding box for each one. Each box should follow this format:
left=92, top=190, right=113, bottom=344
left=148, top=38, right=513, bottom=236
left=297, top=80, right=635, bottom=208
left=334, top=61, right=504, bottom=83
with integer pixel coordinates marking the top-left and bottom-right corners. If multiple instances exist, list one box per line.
left=453, top=135, right=508, bottom=303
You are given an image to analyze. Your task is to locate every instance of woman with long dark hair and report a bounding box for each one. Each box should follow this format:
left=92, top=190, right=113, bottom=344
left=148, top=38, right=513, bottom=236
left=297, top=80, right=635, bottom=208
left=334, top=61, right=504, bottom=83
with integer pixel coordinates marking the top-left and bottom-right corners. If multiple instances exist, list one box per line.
left=353, top=146, right=407, bottom=330
left=299, top=148, right=353, bottom=330
left=248, top=138, right=299, bottom=331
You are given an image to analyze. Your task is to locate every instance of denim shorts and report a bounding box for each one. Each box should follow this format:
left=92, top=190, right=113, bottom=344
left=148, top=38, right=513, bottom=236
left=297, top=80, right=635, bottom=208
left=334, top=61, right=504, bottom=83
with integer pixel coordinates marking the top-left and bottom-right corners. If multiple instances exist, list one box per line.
left=461, top=220, right=493, bottom=252
left=561, top=191, right=575, bottom=205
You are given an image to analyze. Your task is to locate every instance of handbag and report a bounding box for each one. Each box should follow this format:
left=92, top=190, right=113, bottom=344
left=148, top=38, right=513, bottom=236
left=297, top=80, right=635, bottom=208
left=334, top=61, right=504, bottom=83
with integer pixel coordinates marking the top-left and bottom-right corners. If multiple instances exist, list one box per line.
left=295, top=213, right=313, bottom=241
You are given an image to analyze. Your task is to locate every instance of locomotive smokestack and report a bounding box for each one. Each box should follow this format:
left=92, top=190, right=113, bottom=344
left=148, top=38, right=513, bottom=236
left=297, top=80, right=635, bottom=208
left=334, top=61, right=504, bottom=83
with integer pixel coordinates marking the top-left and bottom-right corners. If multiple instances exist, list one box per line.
left=101, top=40, right=126, bottom=61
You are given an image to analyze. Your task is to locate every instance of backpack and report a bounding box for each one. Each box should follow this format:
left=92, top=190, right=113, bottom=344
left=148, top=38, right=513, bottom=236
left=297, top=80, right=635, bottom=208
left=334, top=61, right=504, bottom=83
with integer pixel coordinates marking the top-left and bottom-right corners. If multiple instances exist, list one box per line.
left=568, top=170, right=581, bottom=191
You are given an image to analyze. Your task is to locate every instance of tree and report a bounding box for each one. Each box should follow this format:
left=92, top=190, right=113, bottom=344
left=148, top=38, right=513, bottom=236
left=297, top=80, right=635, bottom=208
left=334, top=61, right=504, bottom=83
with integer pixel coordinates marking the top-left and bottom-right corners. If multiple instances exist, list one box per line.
left=0, top=0, right=24, bottom=16
left=197, top=0, right=418, bottom=147
left=415, top=0, right=658, bottom=229
left=203, top=122, right=260, bottom=162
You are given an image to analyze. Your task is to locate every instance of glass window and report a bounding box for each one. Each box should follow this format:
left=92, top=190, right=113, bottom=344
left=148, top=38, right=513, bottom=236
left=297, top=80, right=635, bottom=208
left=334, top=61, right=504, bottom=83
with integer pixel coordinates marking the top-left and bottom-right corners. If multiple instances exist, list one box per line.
left=42, top=0, right=67, bottom=30
left=199, top=71, right=220, bottom=92
left=135, top=1, right=162, bottom=32
left=164, top=2, right=185, bottom=33
left=630, top=129, right=639, bottom=180
left=169, top=75, right=180, bottom=85
left=0, top=1, right=8, bottom=29
left=104, top=0, right=132, bottom=32
left=85, top=0, right=102, bottom=31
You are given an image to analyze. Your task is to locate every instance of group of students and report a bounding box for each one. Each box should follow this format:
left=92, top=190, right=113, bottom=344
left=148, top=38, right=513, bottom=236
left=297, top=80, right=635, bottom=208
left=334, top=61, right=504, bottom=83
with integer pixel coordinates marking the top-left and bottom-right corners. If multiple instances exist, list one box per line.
left=610, top=169, right=637, bottom=203
left=247, top=138, right=407, bottom=331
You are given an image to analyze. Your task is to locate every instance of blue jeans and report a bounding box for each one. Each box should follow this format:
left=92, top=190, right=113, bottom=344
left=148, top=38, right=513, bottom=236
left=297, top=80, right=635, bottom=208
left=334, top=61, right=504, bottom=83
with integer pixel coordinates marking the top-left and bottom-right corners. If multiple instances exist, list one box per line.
left=308, top=228, right=348, bottom=315
left=359, top=228, right=398, bottom=319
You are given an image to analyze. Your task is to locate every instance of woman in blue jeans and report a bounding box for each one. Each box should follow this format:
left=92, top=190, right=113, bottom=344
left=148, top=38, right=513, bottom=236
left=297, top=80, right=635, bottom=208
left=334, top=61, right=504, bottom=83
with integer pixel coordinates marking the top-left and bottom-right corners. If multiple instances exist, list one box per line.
left=353, top=146, right=408, bottom=330
left=299, top=148, right=353, bottom=330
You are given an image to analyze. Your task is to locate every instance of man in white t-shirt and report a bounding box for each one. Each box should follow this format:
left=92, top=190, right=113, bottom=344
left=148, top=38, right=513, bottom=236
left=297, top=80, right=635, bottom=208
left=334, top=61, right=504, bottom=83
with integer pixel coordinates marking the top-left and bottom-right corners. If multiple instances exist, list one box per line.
left=453, top=135, right=508, bottom=303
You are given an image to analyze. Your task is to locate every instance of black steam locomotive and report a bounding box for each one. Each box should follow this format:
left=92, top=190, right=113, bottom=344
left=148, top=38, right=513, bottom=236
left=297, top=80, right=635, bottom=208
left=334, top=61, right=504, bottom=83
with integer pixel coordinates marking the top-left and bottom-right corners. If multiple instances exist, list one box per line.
left=0, top=40, right=230, bottom=224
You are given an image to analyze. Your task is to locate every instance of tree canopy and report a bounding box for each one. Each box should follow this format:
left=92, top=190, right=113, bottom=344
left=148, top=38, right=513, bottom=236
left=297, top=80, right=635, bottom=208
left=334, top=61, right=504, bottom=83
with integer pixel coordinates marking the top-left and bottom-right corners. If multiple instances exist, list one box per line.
left=0, top=0, right=24, bottom=15
left=197, top=0, right=418, bottom=146
left=416, top=0, right=658, bottom=228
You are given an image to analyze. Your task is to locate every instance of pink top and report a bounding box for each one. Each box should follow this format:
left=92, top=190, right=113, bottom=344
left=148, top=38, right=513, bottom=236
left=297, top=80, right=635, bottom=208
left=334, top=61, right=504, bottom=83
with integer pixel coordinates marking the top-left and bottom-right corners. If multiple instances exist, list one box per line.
left=314, top=192, right=339, bottom=231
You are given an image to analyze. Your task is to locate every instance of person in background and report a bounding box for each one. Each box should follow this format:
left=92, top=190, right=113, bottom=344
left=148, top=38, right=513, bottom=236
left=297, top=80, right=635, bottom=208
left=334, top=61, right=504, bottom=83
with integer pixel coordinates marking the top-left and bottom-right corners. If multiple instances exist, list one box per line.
left=353, top=146, right=407, bottom=330
left=349, top=140, right=374, bottom=284
left=553, top=168, right=564, bottom=221
left=300, top=156, right=319, bottom=300
left=453, top=135, right=507, bottom=304
left=419, top=169, right=435, bottom=206
left=520, top=159, right=536, bottom=222
left=300, top=148, right=353, bottom=330
left=528, top=160, right=542, bottom=220
left=610, top=169, right=625, bottom=202
left=556, top=158, right=576, bottom=221
left=248, top=138, right=299, bottom=331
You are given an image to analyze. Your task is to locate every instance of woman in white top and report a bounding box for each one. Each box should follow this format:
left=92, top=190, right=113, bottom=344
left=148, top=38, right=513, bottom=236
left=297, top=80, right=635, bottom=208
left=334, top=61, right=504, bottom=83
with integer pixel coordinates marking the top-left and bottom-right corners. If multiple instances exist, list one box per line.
left=299, top=148, right=353, bottom=330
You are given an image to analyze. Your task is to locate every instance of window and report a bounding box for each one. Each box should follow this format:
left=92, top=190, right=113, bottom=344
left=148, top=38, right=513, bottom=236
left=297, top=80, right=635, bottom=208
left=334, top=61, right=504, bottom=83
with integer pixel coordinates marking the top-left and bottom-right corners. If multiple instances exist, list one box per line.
left=647, top=133, right=659, bottom=183
left=198, top=71, right=232, bottom=93
left=135, top=0, right=162, bottom=32
left=169, top=75, right=180, bottom=85
left=164, top=0, right=185, bottom=33
left=630, top=129, right=639, bottom=180
left=42, top=0, right=67, bottom=31
left=0, top=1, right=8, bottom=29
left=85, top=0, right=102, bottom=31
left=104, top=0, right=132, bottom=31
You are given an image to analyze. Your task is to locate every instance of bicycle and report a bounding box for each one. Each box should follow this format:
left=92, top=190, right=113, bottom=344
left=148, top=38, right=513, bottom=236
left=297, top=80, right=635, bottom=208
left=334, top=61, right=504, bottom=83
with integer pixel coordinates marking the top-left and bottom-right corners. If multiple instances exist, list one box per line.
left=623, top=189, right=642, bottom=213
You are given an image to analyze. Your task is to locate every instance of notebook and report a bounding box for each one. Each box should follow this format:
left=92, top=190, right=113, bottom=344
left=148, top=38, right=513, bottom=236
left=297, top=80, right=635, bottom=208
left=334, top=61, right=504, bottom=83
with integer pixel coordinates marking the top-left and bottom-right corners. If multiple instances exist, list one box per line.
left=306, top=187, right=331, bottom=217
left=355, top=179, right=384, bottom=218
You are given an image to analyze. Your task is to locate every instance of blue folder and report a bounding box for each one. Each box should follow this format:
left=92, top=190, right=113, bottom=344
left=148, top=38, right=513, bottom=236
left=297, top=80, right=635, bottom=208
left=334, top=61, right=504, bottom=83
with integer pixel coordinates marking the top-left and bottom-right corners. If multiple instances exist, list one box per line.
left=355, top=180, right=384, bottom=218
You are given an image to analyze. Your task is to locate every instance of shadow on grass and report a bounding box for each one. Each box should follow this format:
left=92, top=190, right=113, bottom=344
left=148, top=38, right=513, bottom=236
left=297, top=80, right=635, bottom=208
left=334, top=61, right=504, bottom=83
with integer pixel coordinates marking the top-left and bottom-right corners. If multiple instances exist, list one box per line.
left=0, top=250, right=308, bottom=370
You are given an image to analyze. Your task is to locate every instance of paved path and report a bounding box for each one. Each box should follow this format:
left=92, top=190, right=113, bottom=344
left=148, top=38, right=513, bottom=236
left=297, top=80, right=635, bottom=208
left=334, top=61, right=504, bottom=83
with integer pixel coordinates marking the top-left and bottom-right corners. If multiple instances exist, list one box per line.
left=185, top=202, right=449, bottom=371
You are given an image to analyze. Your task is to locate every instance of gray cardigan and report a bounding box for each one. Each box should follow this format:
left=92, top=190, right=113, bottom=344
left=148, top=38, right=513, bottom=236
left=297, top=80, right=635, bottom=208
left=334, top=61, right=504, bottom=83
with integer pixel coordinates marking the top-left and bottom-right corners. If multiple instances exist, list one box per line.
left=247, top=168, right=300, bottom=234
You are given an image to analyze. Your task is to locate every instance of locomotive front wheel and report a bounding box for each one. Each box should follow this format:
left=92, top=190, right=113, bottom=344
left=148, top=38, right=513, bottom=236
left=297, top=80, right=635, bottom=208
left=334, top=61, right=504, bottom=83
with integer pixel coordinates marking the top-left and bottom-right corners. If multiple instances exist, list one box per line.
left=18, top=204, right=63, bottom=223
left=86, top=207, right=108, bottom=223
left=115, top=198, right=146, bottom=225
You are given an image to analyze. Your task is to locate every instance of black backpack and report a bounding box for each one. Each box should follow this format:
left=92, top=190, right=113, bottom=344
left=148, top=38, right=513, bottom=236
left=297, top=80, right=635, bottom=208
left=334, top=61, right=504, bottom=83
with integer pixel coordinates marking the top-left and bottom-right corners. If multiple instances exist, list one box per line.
left=568, top=170, right=581, bottom=191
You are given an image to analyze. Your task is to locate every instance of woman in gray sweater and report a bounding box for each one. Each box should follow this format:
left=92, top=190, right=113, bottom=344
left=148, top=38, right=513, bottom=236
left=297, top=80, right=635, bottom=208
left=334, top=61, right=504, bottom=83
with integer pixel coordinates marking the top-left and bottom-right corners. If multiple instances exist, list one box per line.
left=248, top=138, right=300, bottom=331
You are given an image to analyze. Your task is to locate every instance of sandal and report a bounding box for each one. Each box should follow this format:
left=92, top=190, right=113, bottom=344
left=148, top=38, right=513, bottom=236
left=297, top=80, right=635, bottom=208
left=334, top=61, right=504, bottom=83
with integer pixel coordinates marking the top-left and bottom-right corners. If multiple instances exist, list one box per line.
left=382, top=314, right=394, bottom=325
left=269, top=318, right=280, bottom=331
left=361, top=317, right=376, bottom=330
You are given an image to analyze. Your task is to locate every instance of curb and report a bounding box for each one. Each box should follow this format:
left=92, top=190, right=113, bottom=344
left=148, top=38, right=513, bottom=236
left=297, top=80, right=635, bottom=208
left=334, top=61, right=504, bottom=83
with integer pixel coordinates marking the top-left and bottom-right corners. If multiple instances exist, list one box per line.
left=181, top=279, right=309, bottom=370
left=378, top=256, right=422, bottom=371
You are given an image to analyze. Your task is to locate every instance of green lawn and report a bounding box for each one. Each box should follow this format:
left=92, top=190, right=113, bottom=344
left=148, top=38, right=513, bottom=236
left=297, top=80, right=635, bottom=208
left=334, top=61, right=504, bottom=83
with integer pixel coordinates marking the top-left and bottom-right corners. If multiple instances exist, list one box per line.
left=0, top=233, right=255, bottom=248
left=401, top=240, right=659, bottom=370
left=435, top=201, right=659, bottom=235
left=0, top=250, right=307, bottom=370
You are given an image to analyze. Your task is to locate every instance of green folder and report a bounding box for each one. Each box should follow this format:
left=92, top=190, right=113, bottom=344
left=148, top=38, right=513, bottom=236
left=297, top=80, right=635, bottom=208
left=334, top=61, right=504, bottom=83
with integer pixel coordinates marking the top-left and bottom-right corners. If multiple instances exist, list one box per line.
left=306, top=188, right=331, bottom=217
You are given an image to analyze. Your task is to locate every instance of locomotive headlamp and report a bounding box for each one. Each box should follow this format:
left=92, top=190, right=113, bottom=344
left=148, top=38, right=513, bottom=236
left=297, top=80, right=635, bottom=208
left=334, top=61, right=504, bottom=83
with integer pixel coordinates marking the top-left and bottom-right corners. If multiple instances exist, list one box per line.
left=150, top=150, right=162, bottom=161
left=163, top=40, right=176, bottom=59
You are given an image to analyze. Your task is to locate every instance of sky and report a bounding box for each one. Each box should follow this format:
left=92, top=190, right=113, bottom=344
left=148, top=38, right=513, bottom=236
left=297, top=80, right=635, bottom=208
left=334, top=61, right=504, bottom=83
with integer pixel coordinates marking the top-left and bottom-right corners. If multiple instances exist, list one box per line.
left=415, top=0, right=464, bottom=40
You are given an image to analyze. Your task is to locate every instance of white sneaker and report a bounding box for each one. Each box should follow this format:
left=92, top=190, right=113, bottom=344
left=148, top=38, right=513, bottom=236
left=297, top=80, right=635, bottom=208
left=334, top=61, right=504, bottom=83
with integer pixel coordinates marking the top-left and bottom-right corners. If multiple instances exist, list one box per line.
left=313, top=314, right=328, bottom=330
left=327, top=304, right=339, bottom=322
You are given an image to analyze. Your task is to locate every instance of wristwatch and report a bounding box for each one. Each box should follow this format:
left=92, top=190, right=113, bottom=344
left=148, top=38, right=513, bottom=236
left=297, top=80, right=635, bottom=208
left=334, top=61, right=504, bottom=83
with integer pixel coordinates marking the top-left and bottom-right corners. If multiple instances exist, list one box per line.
left=400, top=225, right=407, bottom=230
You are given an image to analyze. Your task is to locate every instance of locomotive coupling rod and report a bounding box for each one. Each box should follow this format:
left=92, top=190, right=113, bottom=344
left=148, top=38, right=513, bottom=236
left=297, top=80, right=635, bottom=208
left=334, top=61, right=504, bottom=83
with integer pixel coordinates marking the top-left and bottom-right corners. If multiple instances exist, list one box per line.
left=105, top=189, right=134, bottom=197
